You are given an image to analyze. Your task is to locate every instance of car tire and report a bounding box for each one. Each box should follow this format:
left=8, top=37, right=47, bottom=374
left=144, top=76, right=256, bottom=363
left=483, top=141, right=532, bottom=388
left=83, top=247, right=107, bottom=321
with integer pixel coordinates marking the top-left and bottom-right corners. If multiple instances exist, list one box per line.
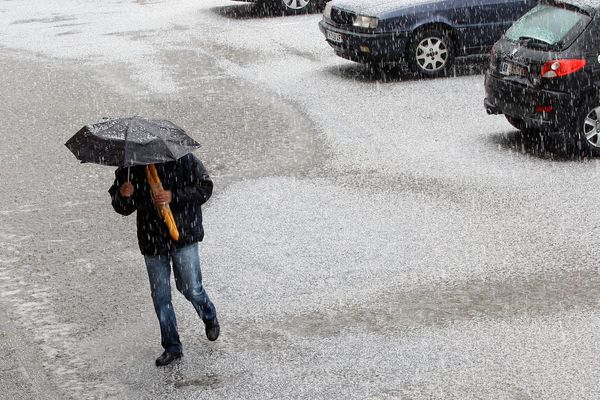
left=278, top=0, right=317, bottom=14
left=409, top=28, right=454, bottom=77
left=573, top=102, right=600, bottom=157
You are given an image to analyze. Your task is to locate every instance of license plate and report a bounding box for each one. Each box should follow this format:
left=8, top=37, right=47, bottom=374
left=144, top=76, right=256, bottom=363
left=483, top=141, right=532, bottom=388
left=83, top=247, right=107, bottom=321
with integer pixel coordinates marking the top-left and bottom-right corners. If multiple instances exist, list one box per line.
left=326, top=30, right=343, bottom=44
left=499, top=61, right=527, bottom=77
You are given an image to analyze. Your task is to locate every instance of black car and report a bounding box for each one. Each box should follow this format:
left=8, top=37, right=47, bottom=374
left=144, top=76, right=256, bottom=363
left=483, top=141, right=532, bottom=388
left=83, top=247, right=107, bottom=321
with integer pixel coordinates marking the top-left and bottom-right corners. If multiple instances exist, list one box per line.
left=485, top=0, right=600, bottom=155
left=319, top=0, right=536, bottom=77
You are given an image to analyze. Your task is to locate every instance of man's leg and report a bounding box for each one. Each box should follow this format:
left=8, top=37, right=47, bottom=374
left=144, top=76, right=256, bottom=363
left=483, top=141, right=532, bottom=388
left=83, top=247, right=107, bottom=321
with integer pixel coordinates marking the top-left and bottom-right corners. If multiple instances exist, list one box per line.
left=172, top=243, right=219, bottom=340
left=144, top=254, right=183, bottom=356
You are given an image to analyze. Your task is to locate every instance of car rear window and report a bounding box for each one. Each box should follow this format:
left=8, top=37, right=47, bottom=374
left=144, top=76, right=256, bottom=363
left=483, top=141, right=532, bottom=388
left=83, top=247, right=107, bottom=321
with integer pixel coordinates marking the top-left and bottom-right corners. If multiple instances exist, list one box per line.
left=505, top=3, right=591, bottom=49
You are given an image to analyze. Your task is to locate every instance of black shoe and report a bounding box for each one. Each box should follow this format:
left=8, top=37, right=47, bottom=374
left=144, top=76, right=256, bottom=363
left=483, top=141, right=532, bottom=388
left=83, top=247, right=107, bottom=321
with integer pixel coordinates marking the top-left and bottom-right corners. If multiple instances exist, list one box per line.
left=204, top=318, right=220, bottom=341
left=155, top=351, right=182, bottom=366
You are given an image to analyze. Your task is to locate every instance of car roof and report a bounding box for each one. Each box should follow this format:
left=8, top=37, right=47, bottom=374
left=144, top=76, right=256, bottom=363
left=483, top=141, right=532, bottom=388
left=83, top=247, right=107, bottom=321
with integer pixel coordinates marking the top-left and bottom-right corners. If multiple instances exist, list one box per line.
left=545, top=0, right=600, bottom=14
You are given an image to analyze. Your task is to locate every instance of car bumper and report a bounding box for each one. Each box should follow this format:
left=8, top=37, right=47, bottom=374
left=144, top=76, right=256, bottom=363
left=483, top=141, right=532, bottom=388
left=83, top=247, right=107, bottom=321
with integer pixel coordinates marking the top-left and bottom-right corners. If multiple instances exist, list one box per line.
left=484, top=71, right=575, bottom=131
left=318, top=19, right=410, bottom=64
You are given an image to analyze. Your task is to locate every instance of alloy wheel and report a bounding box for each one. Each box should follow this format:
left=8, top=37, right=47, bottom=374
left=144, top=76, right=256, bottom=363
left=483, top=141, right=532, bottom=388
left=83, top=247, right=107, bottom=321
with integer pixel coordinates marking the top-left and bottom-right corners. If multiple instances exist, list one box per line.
left=583, top=106, right=600, bottom=148
left=415, top=37, right=449, bottom=72
left=282, top=0, right=310, bottom=10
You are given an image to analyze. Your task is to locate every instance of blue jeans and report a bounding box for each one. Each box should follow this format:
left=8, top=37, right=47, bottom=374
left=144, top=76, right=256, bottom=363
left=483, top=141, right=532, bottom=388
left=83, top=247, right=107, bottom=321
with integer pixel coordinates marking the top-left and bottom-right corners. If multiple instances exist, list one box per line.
left=144, top=243, right=217, bottom=353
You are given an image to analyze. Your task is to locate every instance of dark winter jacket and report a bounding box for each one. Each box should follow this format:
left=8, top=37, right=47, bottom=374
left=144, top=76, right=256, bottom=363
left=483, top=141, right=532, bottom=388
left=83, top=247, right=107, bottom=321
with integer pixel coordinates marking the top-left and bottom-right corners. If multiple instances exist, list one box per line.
left=108, top=153, right=213, bottom=255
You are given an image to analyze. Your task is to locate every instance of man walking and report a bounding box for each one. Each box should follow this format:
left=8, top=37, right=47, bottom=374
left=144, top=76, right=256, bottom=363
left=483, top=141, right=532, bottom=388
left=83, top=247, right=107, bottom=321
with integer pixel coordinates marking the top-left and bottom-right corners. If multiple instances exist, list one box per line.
left=108, top=153, right=219, bottom=366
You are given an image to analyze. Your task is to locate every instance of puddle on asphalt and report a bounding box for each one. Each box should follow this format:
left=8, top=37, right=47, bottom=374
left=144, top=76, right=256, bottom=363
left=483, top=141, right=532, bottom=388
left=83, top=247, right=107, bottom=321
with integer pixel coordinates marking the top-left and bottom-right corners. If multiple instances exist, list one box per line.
left=283, top=267, right=600, bottom=337
left=11, top=16, right=76, bottom=25
left=174, top=373, right=223, bottom=389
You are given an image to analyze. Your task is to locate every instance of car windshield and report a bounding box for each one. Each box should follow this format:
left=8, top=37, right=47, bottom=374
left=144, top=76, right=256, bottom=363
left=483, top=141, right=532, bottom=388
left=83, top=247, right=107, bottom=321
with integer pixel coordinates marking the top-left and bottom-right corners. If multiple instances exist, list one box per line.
left=505, top=3, right=591, bottom=48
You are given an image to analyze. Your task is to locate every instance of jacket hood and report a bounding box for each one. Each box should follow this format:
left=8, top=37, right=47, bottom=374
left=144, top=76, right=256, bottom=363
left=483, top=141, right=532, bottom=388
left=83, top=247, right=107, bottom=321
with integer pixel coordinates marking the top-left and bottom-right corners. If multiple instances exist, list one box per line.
left=330, top=0, right=438, bottom=16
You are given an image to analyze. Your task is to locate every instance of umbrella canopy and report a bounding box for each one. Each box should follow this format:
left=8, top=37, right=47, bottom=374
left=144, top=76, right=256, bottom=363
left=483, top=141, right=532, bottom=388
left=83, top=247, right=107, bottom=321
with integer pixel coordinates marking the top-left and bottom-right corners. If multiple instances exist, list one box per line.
left=65, top=117, right=200, bottom=167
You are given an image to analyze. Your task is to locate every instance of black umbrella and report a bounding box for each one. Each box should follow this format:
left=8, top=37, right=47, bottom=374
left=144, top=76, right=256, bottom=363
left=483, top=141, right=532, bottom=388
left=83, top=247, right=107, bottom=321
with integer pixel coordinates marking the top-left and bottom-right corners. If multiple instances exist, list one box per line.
left=65, top=117, right=200, bottom=167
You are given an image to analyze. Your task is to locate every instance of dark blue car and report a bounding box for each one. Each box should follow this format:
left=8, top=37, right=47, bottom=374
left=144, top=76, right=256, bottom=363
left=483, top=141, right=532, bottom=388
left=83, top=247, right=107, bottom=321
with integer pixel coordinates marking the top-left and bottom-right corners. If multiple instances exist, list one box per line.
left=319, top=0, right=537, bottom=76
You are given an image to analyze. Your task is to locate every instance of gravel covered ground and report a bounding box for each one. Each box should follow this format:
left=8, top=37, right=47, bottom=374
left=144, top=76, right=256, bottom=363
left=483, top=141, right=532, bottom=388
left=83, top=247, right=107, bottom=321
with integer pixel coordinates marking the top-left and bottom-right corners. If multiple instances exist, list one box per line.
left=1, top=1, right=600, bottom=399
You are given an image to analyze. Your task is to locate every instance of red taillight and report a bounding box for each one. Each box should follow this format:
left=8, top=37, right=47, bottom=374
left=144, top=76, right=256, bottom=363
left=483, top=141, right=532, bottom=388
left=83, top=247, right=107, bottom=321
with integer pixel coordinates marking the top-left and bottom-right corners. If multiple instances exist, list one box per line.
left=535, top=105, right=554, bottom=113
left=540, top=59, right=586, bottom=78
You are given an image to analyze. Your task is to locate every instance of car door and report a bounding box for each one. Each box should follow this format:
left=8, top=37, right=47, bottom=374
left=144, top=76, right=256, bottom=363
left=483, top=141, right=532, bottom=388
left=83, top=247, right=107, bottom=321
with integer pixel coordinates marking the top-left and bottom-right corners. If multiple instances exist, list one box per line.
left=582, top=17, right=600, bottom=85
left=456, top=0, right=537, bottom=51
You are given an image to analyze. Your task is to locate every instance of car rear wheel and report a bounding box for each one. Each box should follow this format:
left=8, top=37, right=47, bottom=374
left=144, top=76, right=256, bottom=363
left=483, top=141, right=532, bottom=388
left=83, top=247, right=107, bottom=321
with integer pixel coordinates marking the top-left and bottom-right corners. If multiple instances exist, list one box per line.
left=409, top=28, right=454, bottom=77
left=577, top=104, right=600, bottom=156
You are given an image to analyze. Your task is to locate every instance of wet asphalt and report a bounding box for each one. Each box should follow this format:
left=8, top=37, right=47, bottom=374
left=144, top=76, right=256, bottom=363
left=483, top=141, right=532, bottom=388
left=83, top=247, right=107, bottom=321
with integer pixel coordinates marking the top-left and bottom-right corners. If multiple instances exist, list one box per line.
left=1, top=1, right=600, bottom=399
